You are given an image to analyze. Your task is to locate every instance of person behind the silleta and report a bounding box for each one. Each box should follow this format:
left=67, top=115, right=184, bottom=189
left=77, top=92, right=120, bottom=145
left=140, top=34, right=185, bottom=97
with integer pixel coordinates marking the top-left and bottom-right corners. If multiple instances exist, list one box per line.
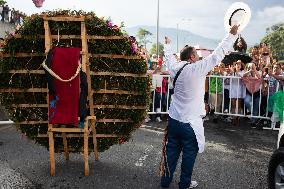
left=160, top=25, right=239, bottom=189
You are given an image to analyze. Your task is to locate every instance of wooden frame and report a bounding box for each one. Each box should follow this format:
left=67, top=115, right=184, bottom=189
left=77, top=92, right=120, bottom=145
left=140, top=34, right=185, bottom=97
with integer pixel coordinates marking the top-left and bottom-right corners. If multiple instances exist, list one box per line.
left=0, top=15, right=148, bottom=177
left=43, top=16, right=99, bottom=176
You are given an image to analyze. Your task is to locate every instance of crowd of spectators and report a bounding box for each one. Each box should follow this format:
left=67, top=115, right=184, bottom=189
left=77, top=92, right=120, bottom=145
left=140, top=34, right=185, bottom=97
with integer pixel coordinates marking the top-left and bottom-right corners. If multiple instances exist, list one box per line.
left=0, top=4, right=26, bottom=26
left=139, top=36, right=283, bottom=128
left=206, top=36, right=283, bottom=127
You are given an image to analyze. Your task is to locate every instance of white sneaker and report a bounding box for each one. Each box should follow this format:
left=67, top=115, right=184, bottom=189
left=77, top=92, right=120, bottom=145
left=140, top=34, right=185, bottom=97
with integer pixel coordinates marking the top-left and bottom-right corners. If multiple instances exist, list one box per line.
left=156, top=117, right=162, bottom=122
left=144, top=117, right=150, bottom=123
left=189, top=180, right=198, bottom=188
left=224, top=117, right=232, bottom=123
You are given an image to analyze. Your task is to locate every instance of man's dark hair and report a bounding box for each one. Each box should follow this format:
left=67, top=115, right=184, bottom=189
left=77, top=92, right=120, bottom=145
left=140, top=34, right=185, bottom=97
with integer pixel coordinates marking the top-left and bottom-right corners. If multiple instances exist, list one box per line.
left=180, top=45, right=194, bottom=61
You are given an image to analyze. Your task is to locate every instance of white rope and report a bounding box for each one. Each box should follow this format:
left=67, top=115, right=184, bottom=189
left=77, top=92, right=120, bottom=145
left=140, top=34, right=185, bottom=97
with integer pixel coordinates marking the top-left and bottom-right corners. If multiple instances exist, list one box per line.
left=41, top=59, right=81, bottom=82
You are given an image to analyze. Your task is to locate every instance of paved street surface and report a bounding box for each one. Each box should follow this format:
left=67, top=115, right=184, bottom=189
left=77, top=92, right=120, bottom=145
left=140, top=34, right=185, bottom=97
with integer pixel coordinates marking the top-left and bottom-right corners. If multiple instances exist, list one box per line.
left=0, top=118, right=278, bottom=189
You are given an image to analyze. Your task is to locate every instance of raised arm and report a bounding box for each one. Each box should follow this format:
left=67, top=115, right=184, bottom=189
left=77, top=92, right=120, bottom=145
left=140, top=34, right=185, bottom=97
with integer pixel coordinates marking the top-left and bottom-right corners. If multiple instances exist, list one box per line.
left=163, top=37, right=179, bottom=74
left=190, top=25, right=239, bottom=76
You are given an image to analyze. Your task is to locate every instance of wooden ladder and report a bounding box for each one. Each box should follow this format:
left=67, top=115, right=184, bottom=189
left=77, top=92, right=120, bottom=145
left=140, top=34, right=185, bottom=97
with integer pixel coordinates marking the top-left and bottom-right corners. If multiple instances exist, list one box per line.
left=43, top=16, right=99, bottom=176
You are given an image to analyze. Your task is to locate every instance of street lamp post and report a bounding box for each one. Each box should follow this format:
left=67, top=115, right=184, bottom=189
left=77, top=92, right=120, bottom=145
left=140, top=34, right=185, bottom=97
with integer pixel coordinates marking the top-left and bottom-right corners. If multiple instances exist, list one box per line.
left=176, top=23, right=179, bottom=52
left=156, top=0, right=160, bottom=57
left=176, top=18, right=191, bottom=52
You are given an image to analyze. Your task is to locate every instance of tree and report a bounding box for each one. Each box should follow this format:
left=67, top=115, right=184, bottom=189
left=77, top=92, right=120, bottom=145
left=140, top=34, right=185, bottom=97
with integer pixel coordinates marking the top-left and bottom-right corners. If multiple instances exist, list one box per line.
left=262, top=23, right=284, bottom=60
left=136, top=28, right=152, bottom=49
left=0, top=0, right=7, bottom=6
left=149, top=42, right=164, bottom=57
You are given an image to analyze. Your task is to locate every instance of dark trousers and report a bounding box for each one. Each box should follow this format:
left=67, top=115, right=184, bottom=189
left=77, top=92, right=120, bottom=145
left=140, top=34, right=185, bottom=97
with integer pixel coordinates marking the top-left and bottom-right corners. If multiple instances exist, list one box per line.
left=223, top=89, right=230, bottom=111
left=161, top=118, right=199, bottom=189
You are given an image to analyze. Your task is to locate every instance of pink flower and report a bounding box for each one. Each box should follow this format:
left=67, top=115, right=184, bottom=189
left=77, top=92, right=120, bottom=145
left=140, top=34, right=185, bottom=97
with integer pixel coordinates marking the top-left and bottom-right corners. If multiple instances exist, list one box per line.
left=131, top=43, right=138, bottom=54
left=32, top=0, right=45, bottom=8
left=107, top=21, right=113, bottom=28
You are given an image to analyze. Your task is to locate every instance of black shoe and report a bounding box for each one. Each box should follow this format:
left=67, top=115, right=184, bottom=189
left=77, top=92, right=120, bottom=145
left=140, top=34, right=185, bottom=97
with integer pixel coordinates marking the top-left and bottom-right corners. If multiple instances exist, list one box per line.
left=161, top=185, right=169, bottom=188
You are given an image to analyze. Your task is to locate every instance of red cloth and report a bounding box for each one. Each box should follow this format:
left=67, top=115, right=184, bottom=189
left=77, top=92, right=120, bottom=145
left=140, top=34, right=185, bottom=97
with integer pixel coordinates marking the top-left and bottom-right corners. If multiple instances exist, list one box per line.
left=158, top=58, right=163, bottom=68
left=49, top=47, right=81, bottom=125
left=155, top=77, right=168, bottom=94
left=241, top=77, right=262, bottom=94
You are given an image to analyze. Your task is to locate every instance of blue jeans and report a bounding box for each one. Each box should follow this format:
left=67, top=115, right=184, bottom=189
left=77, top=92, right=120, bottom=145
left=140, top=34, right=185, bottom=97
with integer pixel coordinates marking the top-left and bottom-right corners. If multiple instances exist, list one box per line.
left=161, top=118, right=199, bottom=189
left=244, top=94, right=260, bottom=116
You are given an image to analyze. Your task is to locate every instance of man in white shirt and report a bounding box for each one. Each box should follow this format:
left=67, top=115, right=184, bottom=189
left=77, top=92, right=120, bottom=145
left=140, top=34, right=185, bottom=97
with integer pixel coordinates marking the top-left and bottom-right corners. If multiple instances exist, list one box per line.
left=160, top=25, right=238, bottom=189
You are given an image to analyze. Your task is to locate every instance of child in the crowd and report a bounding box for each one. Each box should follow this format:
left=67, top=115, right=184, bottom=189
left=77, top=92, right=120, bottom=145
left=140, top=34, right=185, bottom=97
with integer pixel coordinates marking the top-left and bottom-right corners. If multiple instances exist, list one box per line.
left=209, top=63, right=224, bottom=114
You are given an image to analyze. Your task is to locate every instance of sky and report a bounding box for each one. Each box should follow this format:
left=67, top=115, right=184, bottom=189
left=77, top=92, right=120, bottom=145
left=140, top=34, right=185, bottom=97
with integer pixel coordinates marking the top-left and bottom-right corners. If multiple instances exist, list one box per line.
left=5, top=0, right=284, bottom=46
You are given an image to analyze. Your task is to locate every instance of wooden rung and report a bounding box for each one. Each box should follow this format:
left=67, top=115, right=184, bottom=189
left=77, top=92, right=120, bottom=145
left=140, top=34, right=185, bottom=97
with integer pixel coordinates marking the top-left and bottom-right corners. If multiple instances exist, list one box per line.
left=17, top=121, right=48, bottom=124
left=16, top=119, right=131, bottom=125
left=43, top=16, right=85, bottom=22
left=87, top=36, right=125, bottom=40
left=11, top=104, right=48, bottom=108
left=5, top=67, right=151, bottom=78
left=90, top=54, right=141, bottom=59
left=13, top=34, right=125, bottom=40
left=91, top=71, right=147, bottom=78
left=0, top=88, right=48, bottom=93
left=37, top=134, right=120, bottom=138
left=49, top=128, right=87, bottom=133
left=97, top=119, right=133, bottom=123
left=1, top=53, right=45, bottom=58
left=96, top=134, right=119, bottom=138
left=91, top=105, right=146, bottom=110
left=8, top=70, right=45, bottom=74
left=93, top=89, right=141, bottom=95
left=1, top=53, right=141, bottom=59
left=86, top=116, right=96, bottom=120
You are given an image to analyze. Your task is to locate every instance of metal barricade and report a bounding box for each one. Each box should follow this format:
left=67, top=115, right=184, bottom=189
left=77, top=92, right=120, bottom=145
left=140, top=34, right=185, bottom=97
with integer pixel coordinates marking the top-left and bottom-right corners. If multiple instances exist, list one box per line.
left=207, top=74, right=280, bottom=130
left=146, top=73, right=281, bottom=130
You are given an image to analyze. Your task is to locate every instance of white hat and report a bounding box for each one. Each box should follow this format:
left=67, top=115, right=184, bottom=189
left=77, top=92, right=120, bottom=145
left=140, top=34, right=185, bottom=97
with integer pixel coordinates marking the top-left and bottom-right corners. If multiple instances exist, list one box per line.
left=224, top=2, right=251, bottom=33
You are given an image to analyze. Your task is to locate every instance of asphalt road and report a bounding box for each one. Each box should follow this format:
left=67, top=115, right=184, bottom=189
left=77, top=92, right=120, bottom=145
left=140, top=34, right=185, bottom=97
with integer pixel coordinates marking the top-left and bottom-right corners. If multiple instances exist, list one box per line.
left=0, top=118, right=278, bottom=189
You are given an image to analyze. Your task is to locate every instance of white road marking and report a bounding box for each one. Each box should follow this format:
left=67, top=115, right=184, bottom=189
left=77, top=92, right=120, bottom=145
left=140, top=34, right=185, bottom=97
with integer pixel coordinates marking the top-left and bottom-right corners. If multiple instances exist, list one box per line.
left=140, top=125, right=164, bottom=134
left=135, top=145, right=154, bottom=167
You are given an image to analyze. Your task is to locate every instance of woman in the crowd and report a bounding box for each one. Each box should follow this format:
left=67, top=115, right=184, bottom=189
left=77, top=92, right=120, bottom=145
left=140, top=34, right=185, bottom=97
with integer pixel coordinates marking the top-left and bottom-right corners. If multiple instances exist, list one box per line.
left=242, top=63, right=262, bottom=126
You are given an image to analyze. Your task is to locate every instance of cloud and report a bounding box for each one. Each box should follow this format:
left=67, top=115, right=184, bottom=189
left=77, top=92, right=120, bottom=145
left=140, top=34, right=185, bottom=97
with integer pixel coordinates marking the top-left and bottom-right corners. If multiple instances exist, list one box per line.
left=5, top=0, right=284, bottom=46
left=241, top=6, right=284, bottom=45
left=257, top=6, right=284, bottom=24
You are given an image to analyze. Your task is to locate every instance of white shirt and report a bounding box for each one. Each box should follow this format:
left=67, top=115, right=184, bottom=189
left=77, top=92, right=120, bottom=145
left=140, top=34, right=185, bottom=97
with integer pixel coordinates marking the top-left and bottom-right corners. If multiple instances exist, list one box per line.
left=164, top=33, right=236, bottom=153
left=152, top=74, right=163, bottom=88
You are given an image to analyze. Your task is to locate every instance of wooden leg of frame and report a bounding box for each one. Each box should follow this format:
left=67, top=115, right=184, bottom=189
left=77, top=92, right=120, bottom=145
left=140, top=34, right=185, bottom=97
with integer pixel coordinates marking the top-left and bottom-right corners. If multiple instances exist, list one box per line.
left=62, top=132, right=69, bottom=161
left=48, top=130, right=55, bottom=176
left=92, top=122, right=99, bottom=161
left=84, top=124, right=89, bottom=176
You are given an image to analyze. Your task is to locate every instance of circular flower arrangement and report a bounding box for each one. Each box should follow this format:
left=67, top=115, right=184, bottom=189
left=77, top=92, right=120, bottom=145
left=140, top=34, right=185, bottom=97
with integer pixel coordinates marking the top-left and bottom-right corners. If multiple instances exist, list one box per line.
left=0, top=10, right=150, bottom=153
